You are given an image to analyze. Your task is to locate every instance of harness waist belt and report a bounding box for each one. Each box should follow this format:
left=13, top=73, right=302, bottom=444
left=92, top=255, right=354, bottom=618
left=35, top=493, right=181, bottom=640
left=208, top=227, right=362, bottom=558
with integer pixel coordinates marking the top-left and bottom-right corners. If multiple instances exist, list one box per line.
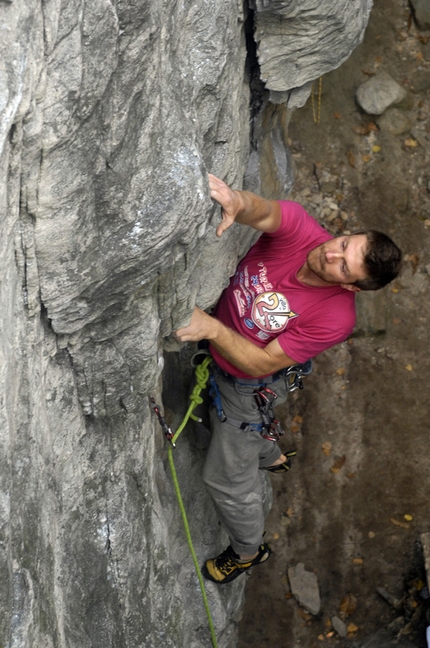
left=215, top=366, right=285, bottom=386
left=215, top=358, right=313, bottom=387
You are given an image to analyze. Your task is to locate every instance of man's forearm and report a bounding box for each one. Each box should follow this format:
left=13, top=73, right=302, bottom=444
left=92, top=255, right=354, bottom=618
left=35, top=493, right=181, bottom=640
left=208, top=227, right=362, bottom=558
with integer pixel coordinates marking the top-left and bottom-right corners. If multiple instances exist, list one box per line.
left=209, top=323, right=277, bottom=376
left=234, top=191, right=280, bottom=232
left=174, top=307, right=296, bottom=377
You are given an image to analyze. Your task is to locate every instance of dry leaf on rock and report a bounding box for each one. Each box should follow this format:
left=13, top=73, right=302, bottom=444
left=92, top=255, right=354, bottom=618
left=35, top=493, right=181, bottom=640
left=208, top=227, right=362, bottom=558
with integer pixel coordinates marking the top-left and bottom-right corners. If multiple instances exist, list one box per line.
left=406, top=253, right=419, bottom=273
left=347, top=150, right=355, bottom=167
left=322, top=441, right=332, bottom=456
left=291, top=414, right=303, bottom=433
left=298, top=608, right=312, bottom=621
left=330, top=455, right=346, bottom=473
left=404, top=138, right=418, bottom=148
left=352, top=122, right=378, bottom=135
left=390, top=517, right=410, bottom=530
left=339, top=593, right=357, bottom=617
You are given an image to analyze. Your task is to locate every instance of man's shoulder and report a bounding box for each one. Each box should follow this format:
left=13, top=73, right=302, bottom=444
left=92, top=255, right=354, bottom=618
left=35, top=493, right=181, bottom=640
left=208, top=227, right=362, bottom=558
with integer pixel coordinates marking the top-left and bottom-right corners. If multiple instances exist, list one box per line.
left=275, top=200, right=330, bottom=245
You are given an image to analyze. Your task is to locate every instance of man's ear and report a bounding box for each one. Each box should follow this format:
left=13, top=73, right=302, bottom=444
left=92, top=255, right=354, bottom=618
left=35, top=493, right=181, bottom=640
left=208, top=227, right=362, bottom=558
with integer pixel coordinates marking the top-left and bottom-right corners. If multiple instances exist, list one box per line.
left=340, top=283, right=362, bottom=293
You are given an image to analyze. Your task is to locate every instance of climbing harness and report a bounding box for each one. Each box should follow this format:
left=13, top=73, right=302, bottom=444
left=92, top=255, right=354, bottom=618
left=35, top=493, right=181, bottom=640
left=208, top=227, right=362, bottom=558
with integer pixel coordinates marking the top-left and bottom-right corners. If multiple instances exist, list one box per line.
left=311, top=76, right=323, bottom=125
left=150, top=356, right=218, bottom=648
left=211, top=360, right=313, bottom=443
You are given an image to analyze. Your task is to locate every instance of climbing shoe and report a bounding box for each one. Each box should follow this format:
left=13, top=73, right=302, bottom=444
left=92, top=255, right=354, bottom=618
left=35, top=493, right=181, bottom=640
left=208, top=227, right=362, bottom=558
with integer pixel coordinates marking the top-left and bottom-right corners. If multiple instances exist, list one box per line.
left=260, top=450, right=296, bottom=473
left=202, top=543, right=272, bottom=584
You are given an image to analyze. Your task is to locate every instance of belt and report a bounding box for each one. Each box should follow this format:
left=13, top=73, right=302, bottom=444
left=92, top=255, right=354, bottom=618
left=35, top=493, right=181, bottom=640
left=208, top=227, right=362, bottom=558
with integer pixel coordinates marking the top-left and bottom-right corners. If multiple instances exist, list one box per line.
left=214, top=358, right=313, bottom=389
left=215, top=366, right=287, bottom=386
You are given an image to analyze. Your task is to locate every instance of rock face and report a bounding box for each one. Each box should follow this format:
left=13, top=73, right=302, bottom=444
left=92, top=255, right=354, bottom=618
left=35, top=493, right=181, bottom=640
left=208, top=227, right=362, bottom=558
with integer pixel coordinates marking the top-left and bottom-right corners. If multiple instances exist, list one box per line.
left=0, top=1, right=371, bottom=646
left=410, top=0, right=430, bottom=30
left=253, top=0, right=373, bottom=106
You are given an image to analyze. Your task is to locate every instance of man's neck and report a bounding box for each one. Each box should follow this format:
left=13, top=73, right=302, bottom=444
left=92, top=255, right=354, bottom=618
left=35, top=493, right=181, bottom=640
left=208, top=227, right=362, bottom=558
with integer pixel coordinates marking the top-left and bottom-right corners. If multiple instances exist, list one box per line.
left=296, top=261, right=338, bottom=288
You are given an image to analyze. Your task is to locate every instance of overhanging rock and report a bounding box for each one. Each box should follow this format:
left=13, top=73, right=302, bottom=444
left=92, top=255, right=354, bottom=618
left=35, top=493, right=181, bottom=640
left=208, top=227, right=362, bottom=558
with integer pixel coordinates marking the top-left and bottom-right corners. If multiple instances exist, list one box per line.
left=253, top=0, right=373, bottom=107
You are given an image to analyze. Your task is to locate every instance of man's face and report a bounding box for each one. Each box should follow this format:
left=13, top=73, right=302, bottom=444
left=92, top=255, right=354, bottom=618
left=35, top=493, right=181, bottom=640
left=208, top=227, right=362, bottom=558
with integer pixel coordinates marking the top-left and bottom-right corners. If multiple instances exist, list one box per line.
left=306, top=234, right=368, bottom=287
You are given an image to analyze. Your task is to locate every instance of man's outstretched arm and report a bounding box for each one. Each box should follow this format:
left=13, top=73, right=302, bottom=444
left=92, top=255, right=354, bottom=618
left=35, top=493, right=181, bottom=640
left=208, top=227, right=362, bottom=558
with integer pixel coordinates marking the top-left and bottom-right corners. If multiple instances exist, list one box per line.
left=209, top=174, right=282, bottom=237
left=174, top=307, right=297, bottom=377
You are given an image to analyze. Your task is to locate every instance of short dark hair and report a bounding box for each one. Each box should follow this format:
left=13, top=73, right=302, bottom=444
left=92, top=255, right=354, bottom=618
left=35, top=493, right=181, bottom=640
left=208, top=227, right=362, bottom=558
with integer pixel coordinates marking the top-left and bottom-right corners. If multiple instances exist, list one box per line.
left=353, top=230, right=402, bottom=291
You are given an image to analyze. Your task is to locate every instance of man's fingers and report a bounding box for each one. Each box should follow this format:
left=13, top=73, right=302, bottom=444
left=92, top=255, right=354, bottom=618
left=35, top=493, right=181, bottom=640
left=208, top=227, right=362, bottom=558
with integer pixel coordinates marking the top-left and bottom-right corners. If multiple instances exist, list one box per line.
left=208, top=174, right=238, bottom=237
left=208, top=173, right=233, bottom=205
left=216, top=216, right=234, bottom=237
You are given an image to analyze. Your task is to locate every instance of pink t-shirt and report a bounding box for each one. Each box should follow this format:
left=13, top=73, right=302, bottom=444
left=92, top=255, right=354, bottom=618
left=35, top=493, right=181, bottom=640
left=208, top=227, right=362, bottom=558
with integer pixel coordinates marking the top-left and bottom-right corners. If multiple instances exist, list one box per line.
left=210, top=201, right=356, bottom=378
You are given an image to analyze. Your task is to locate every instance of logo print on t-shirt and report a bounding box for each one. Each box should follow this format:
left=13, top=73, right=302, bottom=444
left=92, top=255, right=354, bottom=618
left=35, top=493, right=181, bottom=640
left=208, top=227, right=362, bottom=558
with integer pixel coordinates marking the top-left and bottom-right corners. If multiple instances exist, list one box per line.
left=252, top=292, right=298, bottom=333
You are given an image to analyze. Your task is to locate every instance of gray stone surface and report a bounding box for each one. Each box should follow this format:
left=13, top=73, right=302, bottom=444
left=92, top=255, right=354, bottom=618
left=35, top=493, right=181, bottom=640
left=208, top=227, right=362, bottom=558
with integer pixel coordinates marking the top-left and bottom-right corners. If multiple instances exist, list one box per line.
left=254, top=0, right=373, bottom=95
left=356, top=71, right=408, bottom=115
left=352, top=628, right=412, bottom=647
left=331, top=615, right=348, bottom=638
left=376, top=107, right=415, bottom=136
left=0, top=1, right=372, bottom=646
left=411, top=0, right=430, bottom=29
left=288, top=562, right=321, bottom=615
left=331, top=616, right=348, bottom=637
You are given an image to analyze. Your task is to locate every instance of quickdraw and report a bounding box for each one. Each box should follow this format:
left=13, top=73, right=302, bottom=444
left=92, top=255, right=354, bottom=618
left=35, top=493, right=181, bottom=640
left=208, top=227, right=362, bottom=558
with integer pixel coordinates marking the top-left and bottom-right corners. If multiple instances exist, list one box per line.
left=253, top=386, right=284, bottom=442
left=150, top=397, right=175, bottom=446
left=284, top=359, right=313, bottom=392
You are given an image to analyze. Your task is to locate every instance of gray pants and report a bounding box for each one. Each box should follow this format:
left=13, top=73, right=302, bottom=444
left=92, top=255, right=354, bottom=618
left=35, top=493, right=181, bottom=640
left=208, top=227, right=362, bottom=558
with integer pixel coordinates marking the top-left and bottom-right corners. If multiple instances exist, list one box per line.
left=202, top=370, right=288, bottom=556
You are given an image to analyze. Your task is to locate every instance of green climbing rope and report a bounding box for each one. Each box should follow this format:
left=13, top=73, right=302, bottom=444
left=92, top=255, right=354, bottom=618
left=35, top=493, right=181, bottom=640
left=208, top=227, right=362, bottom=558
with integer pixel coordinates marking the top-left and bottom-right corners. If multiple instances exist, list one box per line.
left=166, top=356, right=218, bottom=648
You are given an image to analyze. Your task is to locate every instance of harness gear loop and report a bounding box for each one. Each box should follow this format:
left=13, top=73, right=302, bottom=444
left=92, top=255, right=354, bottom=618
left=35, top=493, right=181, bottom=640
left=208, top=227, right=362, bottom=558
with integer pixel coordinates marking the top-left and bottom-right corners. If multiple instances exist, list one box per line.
left=150, top=355, right=218, bottom=648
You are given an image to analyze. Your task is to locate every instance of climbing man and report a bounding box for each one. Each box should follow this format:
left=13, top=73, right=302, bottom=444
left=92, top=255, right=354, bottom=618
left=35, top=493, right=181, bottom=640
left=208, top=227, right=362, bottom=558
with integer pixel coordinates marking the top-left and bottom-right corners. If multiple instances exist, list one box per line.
left=174, top=173, right=402, bottom=584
